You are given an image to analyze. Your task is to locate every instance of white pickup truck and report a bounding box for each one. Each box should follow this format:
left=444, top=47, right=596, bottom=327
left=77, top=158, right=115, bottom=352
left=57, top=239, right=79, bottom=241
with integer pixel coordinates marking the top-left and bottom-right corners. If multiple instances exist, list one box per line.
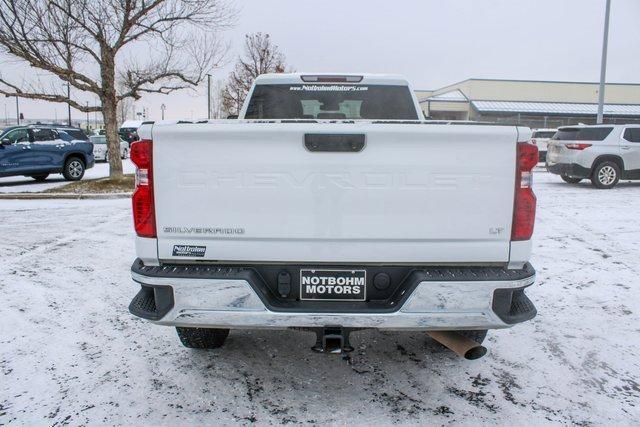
left=129, top=73, right=538, bottom=359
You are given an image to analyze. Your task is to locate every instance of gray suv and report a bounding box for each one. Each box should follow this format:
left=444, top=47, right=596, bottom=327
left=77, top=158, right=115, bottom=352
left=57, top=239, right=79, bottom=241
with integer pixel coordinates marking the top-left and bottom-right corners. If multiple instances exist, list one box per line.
left=546, top=124, right=640, bottom=189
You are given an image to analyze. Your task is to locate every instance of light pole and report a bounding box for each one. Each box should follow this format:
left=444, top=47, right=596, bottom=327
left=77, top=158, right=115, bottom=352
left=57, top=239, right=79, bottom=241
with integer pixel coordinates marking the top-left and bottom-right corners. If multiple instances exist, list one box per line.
left=63, top=83, right=71, bottom=126
left=161, top=103, right=166, bottom=120
left=86, top=101, right=89, bottom=130
left=207, top=73, right=212, bottom=119
left=597, top=0, right=612, bottom=124
left=15, top=96, right=19, bottom=125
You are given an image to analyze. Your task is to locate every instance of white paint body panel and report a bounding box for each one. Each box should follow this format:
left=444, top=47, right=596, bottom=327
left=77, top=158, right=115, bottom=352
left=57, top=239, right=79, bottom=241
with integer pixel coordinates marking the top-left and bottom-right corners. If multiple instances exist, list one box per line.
left=151, top=121, right=520, bottom=264
left=135, top=237, right=159, bottom=266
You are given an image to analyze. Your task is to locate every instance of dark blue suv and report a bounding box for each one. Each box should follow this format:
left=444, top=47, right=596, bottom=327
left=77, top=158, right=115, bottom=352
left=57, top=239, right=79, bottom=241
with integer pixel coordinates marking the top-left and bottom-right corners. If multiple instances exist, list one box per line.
left=0, top=125, right=94, bottom=181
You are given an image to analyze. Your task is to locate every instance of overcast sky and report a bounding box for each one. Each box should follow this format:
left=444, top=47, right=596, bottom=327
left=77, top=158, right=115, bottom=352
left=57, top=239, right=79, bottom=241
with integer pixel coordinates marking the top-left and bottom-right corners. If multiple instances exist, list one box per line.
left=1, top=0, right=639, bottom=122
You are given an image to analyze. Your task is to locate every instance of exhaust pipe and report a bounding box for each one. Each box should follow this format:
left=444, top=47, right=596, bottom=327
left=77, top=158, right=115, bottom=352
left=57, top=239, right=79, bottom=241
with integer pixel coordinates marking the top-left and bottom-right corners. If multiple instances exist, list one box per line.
left=427, top=331, right=487, bottom=360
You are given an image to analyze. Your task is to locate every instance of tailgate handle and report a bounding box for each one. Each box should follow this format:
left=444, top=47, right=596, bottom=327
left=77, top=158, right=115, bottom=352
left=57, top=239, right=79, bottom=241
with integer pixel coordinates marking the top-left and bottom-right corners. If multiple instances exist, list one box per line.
left=304, top=134, right=365, bottom=152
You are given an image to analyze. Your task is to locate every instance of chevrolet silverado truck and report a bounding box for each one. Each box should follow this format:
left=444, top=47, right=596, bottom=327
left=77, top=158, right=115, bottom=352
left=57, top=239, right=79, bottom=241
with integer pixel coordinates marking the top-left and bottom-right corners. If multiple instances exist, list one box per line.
left=128, top=73, right=538, bottom=359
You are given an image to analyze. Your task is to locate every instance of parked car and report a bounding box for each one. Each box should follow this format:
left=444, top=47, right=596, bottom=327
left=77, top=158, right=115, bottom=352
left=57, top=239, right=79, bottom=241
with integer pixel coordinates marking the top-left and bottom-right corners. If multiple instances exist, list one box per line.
left=0, top=125, right=94, bottom=181
left=547, top=124, right=640, bottom=189
left=530, top=128, right=557, bottom=162
left=52, top=126, right=89, bottom=141
left=91, top=135, right=130, bottom=161
left=119, top=120, right=143, bottom=144
left=2, top=124, right=89, bottom=142
left=128, top=73, right=538, bottom=359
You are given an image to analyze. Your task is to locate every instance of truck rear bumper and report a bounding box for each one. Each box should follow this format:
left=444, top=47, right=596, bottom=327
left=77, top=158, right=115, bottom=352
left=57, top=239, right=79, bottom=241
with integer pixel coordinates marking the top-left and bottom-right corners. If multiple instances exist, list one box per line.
left=129, top=260, right=536, bottom=330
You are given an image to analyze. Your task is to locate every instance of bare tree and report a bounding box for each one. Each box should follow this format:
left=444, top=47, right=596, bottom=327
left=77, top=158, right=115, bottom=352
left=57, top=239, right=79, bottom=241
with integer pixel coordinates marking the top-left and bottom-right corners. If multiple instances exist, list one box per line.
left=208, top=78, right=227, bottom=119
left=0, top=0, right=236, bottom=178
left=221, top=33, right=287, bottom=116
left=116, top=81, right=134, bottom=124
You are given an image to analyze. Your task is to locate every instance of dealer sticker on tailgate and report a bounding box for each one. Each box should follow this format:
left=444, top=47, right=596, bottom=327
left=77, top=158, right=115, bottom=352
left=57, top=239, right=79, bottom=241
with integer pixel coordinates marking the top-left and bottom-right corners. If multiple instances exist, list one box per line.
left=172, top=245, right=206, bottom=257
left=300, top=269, right=366, bottom=301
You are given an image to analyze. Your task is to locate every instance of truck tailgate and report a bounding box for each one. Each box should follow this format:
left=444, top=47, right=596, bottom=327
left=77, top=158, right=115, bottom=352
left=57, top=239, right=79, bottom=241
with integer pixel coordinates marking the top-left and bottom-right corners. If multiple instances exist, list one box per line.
left=152, top=122, right=517, bottom=264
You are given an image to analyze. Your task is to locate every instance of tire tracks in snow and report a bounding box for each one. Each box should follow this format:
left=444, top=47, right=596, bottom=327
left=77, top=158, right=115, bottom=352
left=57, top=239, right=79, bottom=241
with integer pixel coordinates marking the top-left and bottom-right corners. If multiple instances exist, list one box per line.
left=0, top=209, right=129, bottom=275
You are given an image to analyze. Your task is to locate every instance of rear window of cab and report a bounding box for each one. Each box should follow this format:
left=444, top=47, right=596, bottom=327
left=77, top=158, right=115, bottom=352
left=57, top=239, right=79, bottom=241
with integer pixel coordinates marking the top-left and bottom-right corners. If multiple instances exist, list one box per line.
left=245, top=84, right=419, bottom=120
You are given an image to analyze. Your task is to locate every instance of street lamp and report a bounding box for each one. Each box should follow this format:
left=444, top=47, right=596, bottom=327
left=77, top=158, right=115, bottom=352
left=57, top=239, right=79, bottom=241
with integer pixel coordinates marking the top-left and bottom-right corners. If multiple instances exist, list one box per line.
left=597, top=0, right=612, bottom=124
left=63, top=83, right=71, bottom=126
left=207, top=73, right=212, bottom=119
left=4, top=95, right=20, bottom=124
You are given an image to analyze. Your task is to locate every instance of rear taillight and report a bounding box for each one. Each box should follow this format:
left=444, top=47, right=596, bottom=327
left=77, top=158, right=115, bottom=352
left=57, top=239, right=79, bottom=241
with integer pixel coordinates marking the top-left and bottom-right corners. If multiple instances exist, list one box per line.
left=565, top=143, right=592, bottom=150
left=130, top=139, right=156, bottom=238
left=512, top=142, right=538, bottom=241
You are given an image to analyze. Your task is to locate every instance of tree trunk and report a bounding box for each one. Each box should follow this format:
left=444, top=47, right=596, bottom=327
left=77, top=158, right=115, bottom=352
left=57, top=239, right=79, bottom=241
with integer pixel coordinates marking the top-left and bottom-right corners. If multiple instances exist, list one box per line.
left=102, top=96, right=123, bottom=178
left=100, top=48, right=123, bottom=179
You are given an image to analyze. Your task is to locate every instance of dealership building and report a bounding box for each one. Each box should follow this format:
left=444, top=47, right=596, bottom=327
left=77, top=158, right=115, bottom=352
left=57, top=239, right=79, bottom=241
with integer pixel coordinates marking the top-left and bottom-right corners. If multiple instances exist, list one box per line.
left=415, top=78, right=640, bottom=129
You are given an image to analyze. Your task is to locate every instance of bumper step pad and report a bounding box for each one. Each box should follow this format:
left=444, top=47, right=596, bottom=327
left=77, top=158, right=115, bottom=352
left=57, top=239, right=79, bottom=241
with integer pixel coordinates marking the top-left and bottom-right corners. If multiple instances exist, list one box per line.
left=129, top=285, right=174, bottom=321
left=492, top=287, right=537, bottom=324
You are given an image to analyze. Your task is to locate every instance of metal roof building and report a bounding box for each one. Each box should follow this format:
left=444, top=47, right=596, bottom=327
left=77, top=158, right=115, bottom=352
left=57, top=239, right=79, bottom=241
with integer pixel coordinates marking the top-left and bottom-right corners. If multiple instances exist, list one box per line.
left=415, top=79, right=640, bottom=128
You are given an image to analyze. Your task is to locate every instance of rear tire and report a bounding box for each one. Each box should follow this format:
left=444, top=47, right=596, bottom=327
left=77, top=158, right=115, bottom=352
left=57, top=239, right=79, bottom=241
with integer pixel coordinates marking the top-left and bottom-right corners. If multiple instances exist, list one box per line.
left=561, top=174, right=582, bottom=184
left=62, top=157, right=85, bottom=181
left=591, top=161, right=620, bottom=189
left=30, top=174, right=49, bottom=182
left=176, top=327, right=229, bottom=349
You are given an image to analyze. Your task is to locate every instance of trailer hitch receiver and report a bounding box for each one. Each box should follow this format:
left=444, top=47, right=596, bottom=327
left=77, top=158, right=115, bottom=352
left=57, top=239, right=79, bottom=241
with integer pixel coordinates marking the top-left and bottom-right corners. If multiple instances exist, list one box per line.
left=311, top=327, right=354, bottom=354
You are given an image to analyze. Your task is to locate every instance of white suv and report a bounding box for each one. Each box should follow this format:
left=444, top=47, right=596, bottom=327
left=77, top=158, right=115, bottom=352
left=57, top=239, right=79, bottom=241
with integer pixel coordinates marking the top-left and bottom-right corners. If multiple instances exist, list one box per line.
left=530, top=128, right=557, bottom=163
left=90, top=135, right=129, bottom=161
left=546, top=124, right=640, bottom=189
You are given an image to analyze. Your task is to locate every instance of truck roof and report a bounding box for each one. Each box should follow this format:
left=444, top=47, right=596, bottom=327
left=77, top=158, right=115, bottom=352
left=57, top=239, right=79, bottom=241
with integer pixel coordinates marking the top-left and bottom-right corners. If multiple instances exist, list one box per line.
left=254, top=73, right=411, bottom=86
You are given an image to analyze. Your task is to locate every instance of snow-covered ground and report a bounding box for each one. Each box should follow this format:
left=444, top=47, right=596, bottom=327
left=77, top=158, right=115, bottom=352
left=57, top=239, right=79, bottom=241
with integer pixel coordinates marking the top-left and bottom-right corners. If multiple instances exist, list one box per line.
left=0, top=160, right=135, bottom=193
left=1, top=172, right=639, bottom=425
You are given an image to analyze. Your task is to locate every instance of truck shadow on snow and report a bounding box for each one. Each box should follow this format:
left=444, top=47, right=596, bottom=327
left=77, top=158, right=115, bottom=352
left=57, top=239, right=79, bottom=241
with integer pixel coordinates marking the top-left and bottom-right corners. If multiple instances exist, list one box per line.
left=167, top=328, right=534, bottom=423
left=157, top=327, right=629, bottom=424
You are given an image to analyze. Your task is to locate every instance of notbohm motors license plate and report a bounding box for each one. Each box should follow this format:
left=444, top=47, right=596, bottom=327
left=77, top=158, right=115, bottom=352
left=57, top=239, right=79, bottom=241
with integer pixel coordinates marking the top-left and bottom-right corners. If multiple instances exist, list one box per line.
left=300, top=269, right=366, bottom=301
